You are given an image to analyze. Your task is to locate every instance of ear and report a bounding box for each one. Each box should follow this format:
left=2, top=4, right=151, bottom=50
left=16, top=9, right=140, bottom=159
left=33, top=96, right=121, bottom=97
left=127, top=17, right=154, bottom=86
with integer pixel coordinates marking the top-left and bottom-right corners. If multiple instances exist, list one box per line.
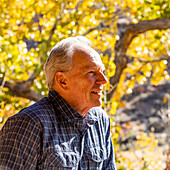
left=54, top=72, right=68, bottom=89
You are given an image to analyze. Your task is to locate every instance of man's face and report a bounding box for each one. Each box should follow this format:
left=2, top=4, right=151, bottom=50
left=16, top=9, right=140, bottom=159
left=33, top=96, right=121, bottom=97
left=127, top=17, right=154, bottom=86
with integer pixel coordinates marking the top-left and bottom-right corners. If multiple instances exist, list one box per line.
left=65, top=47, right=108, bottom=115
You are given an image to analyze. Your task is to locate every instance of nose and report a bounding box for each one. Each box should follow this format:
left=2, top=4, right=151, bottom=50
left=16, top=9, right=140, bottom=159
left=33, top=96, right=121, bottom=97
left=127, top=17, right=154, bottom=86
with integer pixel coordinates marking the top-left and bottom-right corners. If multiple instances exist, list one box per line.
left=96, top=72, right=108, bottom=85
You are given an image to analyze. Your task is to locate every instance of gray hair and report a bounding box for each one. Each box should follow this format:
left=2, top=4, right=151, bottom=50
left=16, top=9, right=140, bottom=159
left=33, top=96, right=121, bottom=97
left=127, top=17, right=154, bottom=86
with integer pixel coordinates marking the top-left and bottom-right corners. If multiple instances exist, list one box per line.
left=44, top=36, right=92, bottom=90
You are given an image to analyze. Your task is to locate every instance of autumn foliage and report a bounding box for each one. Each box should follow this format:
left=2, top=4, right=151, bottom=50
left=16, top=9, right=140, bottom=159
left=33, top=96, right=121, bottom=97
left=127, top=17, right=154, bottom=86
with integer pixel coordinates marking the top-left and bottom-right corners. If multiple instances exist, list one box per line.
left=0, top=0, right=170, bottom=169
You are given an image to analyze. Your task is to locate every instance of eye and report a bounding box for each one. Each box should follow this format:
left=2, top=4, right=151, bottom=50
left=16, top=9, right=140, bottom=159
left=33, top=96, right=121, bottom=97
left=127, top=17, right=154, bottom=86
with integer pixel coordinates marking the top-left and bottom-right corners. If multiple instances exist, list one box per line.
left=88, top=71, right=94, bottom=74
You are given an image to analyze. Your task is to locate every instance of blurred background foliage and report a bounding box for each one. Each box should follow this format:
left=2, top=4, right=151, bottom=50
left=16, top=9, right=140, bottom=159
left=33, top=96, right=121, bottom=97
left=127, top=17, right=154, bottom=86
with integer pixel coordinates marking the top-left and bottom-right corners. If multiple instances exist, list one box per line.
left=0, top=0, right=170, bottom=169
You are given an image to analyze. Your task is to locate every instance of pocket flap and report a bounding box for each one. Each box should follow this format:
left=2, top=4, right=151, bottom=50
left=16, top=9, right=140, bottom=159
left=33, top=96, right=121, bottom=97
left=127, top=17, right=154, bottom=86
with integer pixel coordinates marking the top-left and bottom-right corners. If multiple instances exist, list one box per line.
left=85, top=145, right=108, bottom=162
left=46, top=147, right=79, bottom=168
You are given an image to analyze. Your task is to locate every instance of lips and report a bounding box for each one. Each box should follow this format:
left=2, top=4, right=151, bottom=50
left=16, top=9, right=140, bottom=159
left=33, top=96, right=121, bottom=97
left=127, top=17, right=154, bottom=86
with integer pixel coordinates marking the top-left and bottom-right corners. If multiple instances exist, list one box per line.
left=91, top=90, right=102, bottom=95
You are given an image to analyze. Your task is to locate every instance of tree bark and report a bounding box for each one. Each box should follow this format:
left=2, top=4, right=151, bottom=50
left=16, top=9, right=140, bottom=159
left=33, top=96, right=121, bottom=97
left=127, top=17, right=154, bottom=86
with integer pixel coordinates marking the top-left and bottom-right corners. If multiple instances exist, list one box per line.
left=107, top=18, right=170, bottom=100
left=0, top=78, right=43, bottom=102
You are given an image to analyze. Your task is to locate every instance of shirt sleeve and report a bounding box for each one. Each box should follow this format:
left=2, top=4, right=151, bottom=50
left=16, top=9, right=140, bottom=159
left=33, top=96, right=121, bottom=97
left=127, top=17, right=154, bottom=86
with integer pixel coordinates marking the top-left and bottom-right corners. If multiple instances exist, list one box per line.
left=103, top=115, right=117, bottom=170
left=0, top=114, right=41, bottom=170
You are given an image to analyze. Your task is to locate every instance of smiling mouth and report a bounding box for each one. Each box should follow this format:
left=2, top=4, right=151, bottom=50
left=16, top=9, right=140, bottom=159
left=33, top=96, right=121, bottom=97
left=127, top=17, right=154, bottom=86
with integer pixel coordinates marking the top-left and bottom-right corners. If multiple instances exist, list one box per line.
left=91, top=91, right=102, bottom=95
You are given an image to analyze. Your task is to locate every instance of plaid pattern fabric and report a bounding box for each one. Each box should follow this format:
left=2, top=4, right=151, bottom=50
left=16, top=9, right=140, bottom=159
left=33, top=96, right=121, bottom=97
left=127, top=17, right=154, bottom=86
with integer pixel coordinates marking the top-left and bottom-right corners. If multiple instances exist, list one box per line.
left=0, top=91, right=116, bottom=170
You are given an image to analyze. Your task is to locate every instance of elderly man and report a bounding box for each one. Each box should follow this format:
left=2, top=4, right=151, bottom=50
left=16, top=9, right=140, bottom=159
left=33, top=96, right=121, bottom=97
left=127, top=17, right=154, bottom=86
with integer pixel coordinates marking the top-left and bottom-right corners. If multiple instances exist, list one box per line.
left=0, top=36, right=116, bottom=169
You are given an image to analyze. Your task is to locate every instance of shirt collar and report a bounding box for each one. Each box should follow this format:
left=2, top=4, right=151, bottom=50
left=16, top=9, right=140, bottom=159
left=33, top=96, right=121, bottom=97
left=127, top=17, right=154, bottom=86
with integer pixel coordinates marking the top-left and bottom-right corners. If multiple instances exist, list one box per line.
left=48, top=90, right=83, bottom=121
left=48, top=90, right=98, bottom=123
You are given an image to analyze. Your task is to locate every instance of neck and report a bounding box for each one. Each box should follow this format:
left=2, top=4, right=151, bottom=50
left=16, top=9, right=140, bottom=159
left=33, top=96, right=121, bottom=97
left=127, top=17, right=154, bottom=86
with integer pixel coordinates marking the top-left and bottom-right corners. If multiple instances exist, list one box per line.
left=64, top=99, right=91, bottom=117
left=73, top=107, right=91, bottom=117
left=54, top=89, right=91, bottom=117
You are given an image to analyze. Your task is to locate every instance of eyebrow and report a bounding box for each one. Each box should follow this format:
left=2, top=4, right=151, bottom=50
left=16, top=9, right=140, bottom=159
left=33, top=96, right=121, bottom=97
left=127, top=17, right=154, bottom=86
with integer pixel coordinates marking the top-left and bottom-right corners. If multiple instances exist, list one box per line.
left=82, top=63, right=105, bottom=71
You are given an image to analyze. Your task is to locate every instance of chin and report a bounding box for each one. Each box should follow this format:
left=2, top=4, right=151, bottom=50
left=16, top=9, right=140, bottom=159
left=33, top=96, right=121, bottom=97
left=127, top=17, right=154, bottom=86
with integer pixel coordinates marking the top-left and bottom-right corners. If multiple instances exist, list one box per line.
left=92, top=100, right=102, bottom=107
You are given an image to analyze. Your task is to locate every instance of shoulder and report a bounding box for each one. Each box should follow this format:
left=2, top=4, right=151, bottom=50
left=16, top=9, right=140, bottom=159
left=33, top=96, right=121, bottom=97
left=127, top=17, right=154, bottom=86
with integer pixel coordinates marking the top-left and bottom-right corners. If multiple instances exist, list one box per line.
left=89, top=107, right=110, bottom=122
left=4, top=96, right=54, bottom=129
left=88, top=107, right=111, bottom=135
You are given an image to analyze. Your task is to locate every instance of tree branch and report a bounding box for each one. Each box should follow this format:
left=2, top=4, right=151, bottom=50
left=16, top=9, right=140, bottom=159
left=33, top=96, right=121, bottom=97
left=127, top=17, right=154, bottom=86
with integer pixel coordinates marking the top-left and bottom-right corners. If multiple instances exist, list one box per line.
left=115, top=18, right=170, bottom=52
left=82, top=22, right=109, bottom=36
left=82, top=7, right=130, bottom=36
left=131, top=55, right=170, bottom=63
left=0, top=78, right=43, bottom=102
left=47, top=3, right=66, bottom=43
left=107, top=18, right=170, bottom=100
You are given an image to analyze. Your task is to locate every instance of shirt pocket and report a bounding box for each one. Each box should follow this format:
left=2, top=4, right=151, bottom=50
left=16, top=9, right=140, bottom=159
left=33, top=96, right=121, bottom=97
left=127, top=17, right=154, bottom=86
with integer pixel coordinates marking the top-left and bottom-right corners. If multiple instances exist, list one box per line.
left=85, top=144, right=108, bottom=162
left=45, top=146, right=79, bottom=169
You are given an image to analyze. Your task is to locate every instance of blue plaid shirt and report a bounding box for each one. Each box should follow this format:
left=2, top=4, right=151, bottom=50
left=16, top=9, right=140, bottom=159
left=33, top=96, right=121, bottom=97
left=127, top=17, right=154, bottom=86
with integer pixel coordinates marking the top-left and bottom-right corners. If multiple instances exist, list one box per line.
left=0, top=91, right=116, bottom=170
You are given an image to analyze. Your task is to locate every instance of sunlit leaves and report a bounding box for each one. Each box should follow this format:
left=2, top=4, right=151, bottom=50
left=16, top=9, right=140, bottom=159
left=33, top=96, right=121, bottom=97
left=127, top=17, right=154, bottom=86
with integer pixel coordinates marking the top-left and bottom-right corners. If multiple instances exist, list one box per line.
left=107, top=58, right=116, bottom=78
left=116, top=132, right=166, bottom=170
left=150, top=60, right=168, bottom=86
left=0, top=94, right=32, bottom=124
left=125, top=28, right=170, bottom=93
left=120, top=0, right=170, bottom=22
left=0, top=0, right=169, bottom=120
left=0, top=1, right=170, bottom=169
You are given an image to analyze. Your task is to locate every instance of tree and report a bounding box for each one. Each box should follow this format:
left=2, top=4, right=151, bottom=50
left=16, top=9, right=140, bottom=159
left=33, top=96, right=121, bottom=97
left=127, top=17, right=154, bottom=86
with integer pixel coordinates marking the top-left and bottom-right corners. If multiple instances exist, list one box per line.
left=1, top=0, right=169, bottom=118
left=0, top=0, right=170, bottom=114
left=0, top=0, right=170, bottom=168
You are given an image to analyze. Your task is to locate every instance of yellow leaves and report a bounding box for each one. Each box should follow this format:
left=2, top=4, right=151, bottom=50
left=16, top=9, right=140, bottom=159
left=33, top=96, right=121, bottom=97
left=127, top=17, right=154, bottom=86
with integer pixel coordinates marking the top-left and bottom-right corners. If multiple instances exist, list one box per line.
left=0, top=52, right=6, bottom=63
left=83, top=15, right=98, bottom=27
left=110, top=101, right=118, bottom=115
left=0, top=94, right=32, bottom=127
left=132, top=18, right=138, bottom=24
left=151, top=41, right=159, bottom=49
left=2, top=87, right=8, bottom=92
left=141, top=63, right=152, bottom=77
left=34, top=0, right=52, bottom=14
left=150, top=61, right=167, bottom=86
left=136, top=75, right=147, bottom=85
left=65, top=1, right=76, bottom=9
left=136, top=132, right=158, bottom=150
left=116, top=131, right=164, bottom=170
left=57, top=25, right=62, bottom=31
left=86, top=1, right=95, bottom=8
left=143, top=70, right=151, bottom=77
left=39, top=17, right=44, bottom=26
left=107, top=61, right=116, bottom=77
left=0, top=103, right=15, bottom=122
left=1, top=20, right=6, bottom=27
left=112, top=132, right=119, bottom=141
left=11, top=36, right=17, bottom=43
left=34, top=30, right=41, bottom=41
left=23, top=17, right=32, bottom=23
left=0, top=2, right=169, bottom=169
left=125, top=79, right=135, bottom=94
left=81, top=0, right=95, bottom=10
left=125, top=66, right=136, bottom=75
left=101, top=54, right=109, bottom=66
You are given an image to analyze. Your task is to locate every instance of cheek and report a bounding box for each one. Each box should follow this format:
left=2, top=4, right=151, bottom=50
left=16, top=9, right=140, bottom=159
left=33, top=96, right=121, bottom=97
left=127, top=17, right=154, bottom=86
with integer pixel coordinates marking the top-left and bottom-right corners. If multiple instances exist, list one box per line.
left=82, top=79, right=95, bottom=92
left=85, top=76, right=96, bottom=86
left=70, top=76, right=96, bottom=92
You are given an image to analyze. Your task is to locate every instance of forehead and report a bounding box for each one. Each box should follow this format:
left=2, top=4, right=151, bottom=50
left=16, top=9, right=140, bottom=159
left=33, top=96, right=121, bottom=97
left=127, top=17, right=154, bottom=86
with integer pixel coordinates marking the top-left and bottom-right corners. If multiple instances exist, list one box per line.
left=72, top=47, right=105, bottom=70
